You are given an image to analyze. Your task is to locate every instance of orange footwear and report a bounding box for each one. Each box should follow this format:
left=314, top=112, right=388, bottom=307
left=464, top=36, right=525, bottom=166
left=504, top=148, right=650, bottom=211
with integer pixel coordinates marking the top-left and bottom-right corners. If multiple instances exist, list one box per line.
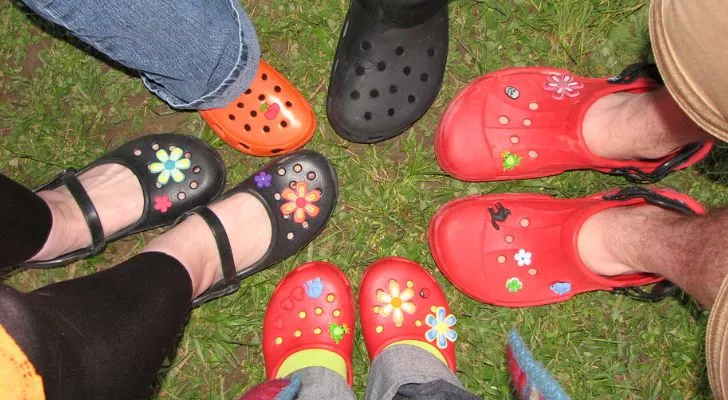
left=200, top=60, right=316, bottom=157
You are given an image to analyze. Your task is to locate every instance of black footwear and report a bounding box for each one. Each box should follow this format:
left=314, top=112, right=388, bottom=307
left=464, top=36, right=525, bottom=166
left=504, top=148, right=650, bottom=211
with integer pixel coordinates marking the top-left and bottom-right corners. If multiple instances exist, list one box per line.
left=22, top=133, right=226, bottom=268
left=189, top=150, right=338, bottom=306
left=327, top=0, right=449, bottom=143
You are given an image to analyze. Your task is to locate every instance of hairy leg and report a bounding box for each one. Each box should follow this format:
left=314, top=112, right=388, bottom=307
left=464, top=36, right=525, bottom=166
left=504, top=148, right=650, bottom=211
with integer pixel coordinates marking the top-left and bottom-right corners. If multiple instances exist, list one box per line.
left=583, top=87, right=713, bottom=160
left=578, top=205, right=728, bottom=307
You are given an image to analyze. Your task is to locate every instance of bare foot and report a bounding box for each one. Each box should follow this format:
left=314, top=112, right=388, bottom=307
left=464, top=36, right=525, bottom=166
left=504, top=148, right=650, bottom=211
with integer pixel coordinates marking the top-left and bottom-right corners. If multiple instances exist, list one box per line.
left=577, top=204, right=680, bottom=276
left=31, top=164, right=144, bottom=261
left=582, top=87, right=710, bottom=160
left=142, top=193, right=272, bottom=299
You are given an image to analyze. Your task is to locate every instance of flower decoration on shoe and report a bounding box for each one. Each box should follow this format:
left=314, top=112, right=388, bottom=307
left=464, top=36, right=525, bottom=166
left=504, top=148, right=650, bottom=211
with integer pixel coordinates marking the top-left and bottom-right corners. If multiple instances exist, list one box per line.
left=376, top=279, right=416, bottom=327
left=506, top=277, right=523, bottom=293
left=329, top=322, right=351, bottom=344
left=280, top=181, right=321, bottom=224
left=514, top=249, right=532, bottom=267
left=305, top=278, right=324, bottom=299
left=254, top=171, right=273, bottom=188
left=148, top=147, right=191, bottom=186
left=424, top=306, right=457, bottom=350
left=543, top=73, right=584, bottom=100
left=501, top=150, right=522, bottom=171
left=153, top=195, right=173, bottom=213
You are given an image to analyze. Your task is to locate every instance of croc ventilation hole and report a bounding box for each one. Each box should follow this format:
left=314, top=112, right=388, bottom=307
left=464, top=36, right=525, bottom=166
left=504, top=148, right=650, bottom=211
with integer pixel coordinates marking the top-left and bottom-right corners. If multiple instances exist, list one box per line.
left=388, top=108, right=395, bottom=117
left=408, top=95, right=416, bottom=104
left=420, top=73, right=429, bottom=82
left=262, top=73, right=268, bottom=81
left=263, top=126, right=270, bottom=133
left=403, top=66, right=411, bottom=75
left=237, top=102, right=244, bottom=108
left=396, top=46, right=404, bottom=56
left=258, top=94, right=265, bottom=101
left=271, top=149, right=284, bottom=154
left=390, top=84, right=398, bottom=93
left=228, top=114, right=235, bottom=120
left=355, top=66, right=365, bottom=76
left=274, top=85, right=281, bottom=93
left=238, top=141, right=250, bottom=150
left=377, top=61, right=386, bottom=71
left=350, top=90, right=360, bottom=99
left=285, top=101, right=292, bottom=108
left=244, top=124, right=251, bottom=131
left=370, top=89, right=379, bottom=98
left=427, top=48, right=435, bottom=57
left=361, top=40, right=371, bottom=50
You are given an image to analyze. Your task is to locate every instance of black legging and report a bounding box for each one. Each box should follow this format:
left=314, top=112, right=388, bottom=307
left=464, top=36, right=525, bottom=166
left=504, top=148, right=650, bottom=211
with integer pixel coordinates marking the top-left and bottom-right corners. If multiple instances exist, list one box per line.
left=0, top=173, right=192, bottom=399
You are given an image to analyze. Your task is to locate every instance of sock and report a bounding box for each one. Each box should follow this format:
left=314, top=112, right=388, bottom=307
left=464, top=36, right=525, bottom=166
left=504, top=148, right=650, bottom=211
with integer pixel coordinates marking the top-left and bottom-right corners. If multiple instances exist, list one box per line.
left=385, top=340, right=447, bottom=365
left=276, top=349, right=347, bottom=380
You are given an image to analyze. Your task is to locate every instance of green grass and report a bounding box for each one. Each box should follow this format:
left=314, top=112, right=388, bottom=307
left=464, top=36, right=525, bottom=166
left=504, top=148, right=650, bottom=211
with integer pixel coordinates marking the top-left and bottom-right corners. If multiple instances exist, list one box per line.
left=0, top=0, right=722, bottom=398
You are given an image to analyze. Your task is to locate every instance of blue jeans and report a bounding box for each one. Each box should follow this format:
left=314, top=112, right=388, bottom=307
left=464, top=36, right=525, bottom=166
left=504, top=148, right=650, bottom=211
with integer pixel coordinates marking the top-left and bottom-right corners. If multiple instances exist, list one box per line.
left=20, top=0, right=260, bottom=110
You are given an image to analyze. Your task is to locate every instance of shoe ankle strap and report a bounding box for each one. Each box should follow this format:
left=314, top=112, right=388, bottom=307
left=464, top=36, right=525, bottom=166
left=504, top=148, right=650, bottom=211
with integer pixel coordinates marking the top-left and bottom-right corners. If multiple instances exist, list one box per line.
left=183, top=206, right=239, bottom=307
left=602, top=186, right=697, bottom=216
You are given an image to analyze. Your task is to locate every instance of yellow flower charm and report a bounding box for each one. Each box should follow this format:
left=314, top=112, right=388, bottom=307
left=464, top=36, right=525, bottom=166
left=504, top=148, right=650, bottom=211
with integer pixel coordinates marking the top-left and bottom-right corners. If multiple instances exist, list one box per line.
left=376, top=279, right=416, bottom=327
left=280, top=181, right=321, bottom=224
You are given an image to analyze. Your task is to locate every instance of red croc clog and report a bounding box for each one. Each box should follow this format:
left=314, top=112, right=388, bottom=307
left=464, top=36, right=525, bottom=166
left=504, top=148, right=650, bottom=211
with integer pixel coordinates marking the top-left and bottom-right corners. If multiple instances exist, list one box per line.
left=359, top=257, right=457, bottom=371
left=263, top=262, right=355, bottom=384
left=200, top=60, right=316, bottom=157
left=429, top=187, right=705, bottom=307
left=434, top=64, right=713, bottom=183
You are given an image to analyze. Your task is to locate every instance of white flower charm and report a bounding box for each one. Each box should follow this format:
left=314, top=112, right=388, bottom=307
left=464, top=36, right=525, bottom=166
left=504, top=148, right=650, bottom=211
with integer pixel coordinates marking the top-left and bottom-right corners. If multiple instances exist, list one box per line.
left=376, top=279, right=416, bottom=327
left=425, top=306, right=457, bottom=349
left=148, top=147, right=191, bottom=186
left=514, top=249, right=532, bottom=267
left=543, top=74, right=584, bottom=100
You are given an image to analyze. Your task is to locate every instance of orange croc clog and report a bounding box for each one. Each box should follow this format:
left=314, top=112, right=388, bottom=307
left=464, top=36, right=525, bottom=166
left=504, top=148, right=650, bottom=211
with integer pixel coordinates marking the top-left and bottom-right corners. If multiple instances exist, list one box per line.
left=200, top=60, right=316, bottom=157
left=263, top=261, right=356, bottom=385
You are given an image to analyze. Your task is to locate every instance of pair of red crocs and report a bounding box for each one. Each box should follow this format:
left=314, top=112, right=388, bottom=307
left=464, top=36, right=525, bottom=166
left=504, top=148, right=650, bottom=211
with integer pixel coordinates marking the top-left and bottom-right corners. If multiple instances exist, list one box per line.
left=262, top=258, right=457, bottom=384
left=430, top=65, right=712, bottom=307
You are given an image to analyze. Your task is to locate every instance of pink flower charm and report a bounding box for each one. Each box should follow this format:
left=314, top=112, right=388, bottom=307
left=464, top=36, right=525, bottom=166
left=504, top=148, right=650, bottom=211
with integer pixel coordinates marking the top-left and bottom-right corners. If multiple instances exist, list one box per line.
left=543, top=73, right=584, bottom=100
left=154, top=195, right=172, bottom=213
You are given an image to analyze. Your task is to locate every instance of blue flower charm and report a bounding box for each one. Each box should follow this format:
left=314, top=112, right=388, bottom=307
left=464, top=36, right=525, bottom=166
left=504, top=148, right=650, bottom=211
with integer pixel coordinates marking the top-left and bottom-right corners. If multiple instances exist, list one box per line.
left=254, top=171, right=272, bottom=188
left=305, top=278, right=324, bottom=298
left=148, top=147, right=191, bottom=186
left=425, top=306, right=457, bottom=349
left=550, top=282, right=572, bottom=296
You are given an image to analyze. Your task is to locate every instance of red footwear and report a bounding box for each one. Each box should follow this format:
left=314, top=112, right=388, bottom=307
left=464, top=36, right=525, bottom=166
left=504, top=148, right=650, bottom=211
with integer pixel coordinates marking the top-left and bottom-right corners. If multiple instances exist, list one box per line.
left=434, top=64, right=713, bottom=182
left=359, top=257, right=457, bottom=371
left=200, top=60, right=316, bottom=157
left=262, top=262, right=355, bottom=384
left=429, top=187, right=705, bottom=307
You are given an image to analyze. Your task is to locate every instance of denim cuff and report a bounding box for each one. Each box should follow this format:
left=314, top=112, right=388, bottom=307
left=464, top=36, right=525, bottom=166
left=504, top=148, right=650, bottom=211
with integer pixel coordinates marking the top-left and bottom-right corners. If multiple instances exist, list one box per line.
left=141, top=0, right=260, bottom=110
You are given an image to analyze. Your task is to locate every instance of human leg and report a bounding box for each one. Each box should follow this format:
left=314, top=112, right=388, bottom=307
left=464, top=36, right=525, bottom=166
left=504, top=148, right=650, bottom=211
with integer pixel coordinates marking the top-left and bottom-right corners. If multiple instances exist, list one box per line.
left=0, top=252, right=192, bottom=399
left=18, top=0, right=259, bottom=110
left=578, top=204, right=728, bottom=398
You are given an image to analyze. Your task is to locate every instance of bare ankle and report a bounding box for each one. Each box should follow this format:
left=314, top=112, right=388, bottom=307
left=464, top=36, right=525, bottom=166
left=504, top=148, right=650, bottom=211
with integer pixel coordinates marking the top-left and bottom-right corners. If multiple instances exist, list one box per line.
left=583, top=88, right=709, bottom=160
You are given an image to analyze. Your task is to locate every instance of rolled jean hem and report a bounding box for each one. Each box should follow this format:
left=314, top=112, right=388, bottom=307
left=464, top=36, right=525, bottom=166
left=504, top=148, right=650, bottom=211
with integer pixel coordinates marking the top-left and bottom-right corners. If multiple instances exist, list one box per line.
left=365, top=344, right=464, bottom=400
left=141, top=0, right=260, bottom=110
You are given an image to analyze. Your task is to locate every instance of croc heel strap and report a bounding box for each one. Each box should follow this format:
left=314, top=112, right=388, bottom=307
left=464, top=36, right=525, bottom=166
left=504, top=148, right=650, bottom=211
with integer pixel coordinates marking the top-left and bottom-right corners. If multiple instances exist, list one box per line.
left=186, top=206, right=239, bottom=307
left=24, top=169, right=106, bottom=267
left=609, top=142, right=706, bottom=184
